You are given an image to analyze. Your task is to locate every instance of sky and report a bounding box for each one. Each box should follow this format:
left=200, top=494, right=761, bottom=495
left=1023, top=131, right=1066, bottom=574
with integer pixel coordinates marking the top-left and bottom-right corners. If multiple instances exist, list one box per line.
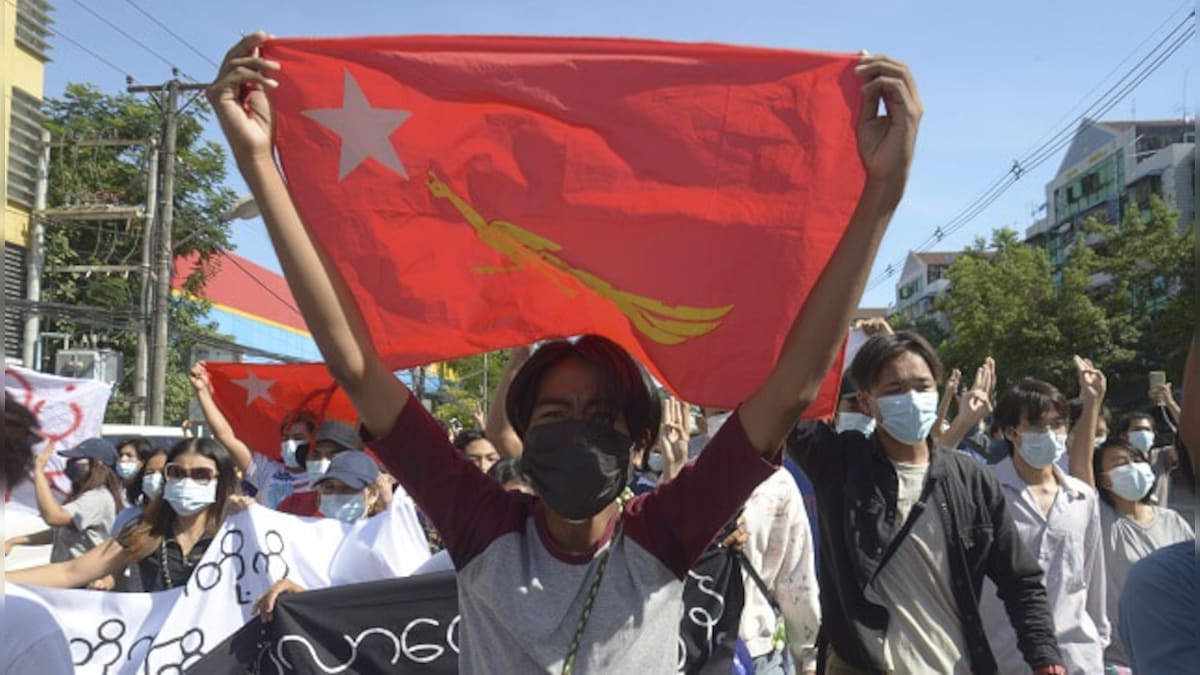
left=41, top=0, right=1197, bottom=310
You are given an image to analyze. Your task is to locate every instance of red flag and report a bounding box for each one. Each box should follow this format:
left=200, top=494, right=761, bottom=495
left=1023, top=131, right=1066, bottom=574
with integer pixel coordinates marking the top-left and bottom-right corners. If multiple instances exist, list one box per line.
left=265, top=36, right=863, bottom=416
left=205, top=362, right=358, bottom=461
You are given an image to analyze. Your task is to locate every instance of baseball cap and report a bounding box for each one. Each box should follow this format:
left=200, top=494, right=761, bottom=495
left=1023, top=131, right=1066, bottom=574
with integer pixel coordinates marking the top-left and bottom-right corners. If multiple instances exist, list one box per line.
left=315, top=420, right=360, bottom=451
left=314, top=450, right=379, bottom=490
left=58, top=438, right=118, bottom=467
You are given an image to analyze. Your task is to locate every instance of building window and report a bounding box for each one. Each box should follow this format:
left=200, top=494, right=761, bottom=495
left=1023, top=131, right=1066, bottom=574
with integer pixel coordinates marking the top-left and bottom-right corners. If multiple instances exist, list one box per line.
left=4, top=245, right=29, bottom=359
left=927, top=265, right=945, bottom=284
left=7, top=88, right=46, bottom=209
left=15, top=0, right=54, bottom=61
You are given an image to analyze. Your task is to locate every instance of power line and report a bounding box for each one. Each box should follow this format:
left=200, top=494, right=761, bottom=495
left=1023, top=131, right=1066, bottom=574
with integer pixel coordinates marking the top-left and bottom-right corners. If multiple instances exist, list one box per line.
left=46, top=27, right=134, bottom=81
left=866, top=8, right=1196, bottom=293
left=121, top=0, right=219, bottom=68
left=69, top=0, right=198, bottom=81
left=221, top=254, right=302, bottom=315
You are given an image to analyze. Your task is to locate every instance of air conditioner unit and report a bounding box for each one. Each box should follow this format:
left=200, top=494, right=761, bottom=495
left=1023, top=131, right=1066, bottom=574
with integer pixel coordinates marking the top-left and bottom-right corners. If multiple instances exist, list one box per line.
left=54, top=349, right=123, bottom=385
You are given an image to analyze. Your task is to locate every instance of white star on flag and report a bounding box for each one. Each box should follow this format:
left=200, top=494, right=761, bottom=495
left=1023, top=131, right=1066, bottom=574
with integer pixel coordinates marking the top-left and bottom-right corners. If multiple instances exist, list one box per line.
left=302, top=70, right=413, bottom=180
left=231, top=371, right=275, bottom=406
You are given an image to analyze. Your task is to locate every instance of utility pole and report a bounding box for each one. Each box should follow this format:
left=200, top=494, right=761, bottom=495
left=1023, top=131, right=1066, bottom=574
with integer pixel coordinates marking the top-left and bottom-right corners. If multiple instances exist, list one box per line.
left=128, top=73, right=208, bottom=425
left=21, top=130, right=51, bottom=368
left=132, top=141, right=158, bottom=425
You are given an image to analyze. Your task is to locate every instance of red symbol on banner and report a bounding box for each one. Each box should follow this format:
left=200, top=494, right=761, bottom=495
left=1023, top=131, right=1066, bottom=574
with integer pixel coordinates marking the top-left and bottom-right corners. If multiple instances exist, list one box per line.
left=5, top=368, right=87, bottom=445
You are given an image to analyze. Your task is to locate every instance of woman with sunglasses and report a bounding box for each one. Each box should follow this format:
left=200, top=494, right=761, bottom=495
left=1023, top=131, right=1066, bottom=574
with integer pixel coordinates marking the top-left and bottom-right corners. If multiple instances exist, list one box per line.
left=5, top=438, right=249, bottom=592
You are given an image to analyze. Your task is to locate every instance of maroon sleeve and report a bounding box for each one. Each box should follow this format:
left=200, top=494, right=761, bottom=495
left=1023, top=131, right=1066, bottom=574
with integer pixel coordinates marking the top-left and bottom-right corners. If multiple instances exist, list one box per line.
left=363, top=400, right=530, bottom=569
left=623, top=408, right=780, bottom=579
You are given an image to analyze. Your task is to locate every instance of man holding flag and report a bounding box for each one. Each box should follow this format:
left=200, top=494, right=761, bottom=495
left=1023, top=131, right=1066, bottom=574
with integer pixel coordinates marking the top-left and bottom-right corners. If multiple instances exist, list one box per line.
left=210, top=31, right=922, bottom=673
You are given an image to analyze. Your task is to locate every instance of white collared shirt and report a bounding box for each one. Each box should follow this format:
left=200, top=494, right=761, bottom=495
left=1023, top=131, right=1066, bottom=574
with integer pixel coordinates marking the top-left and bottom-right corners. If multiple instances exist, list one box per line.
left=980, top=458, right=1109, bottom=674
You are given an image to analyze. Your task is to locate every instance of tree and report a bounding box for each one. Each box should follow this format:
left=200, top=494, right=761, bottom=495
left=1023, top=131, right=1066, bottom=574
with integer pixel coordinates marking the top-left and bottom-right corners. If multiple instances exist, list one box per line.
left=935, top=229, right=1129, bottom=394
left=1079, top=195, right=1195, bottom=382
left=39, top=84, right=237, bottom=425
left=430, top=351, right=512, bottom=430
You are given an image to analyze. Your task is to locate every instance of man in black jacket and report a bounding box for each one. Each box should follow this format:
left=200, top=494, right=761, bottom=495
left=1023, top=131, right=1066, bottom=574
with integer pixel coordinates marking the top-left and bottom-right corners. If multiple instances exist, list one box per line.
left=788, top=329, right=1065, bottom=675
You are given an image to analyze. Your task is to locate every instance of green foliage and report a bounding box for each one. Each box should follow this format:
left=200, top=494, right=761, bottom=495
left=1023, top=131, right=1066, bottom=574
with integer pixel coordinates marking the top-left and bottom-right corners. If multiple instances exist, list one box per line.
left=935, top=195, right=1193, bottom=401
left=429, top=351, right=512, bottom=429
left=40, top=83, right=237, bottom=424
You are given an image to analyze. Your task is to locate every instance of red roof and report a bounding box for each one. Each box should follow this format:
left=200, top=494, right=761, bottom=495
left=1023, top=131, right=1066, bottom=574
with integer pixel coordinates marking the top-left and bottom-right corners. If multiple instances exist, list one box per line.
left=172, top=252, right=307, bottom=333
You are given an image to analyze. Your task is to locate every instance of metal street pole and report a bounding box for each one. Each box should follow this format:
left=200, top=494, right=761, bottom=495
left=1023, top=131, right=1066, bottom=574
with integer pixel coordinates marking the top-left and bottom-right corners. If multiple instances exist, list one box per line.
left=21, top=130, right=51, bottom=368
left=132, top=141, right=158, bottom=425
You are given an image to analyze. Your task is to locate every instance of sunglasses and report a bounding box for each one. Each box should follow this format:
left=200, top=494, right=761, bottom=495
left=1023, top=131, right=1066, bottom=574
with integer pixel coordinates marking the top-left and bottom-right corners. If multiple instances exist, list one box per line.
left=164, top=464, right=219, bottom=484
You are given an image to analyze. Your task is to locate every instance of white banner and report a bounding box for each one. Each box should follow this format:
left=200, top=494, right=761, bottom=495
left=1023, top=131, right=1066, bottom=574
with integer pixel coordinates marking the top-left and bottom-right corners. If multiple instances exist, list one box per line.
left=7, top=493, right=431, bottom=674
left=4, top=366, right=113, bottom=511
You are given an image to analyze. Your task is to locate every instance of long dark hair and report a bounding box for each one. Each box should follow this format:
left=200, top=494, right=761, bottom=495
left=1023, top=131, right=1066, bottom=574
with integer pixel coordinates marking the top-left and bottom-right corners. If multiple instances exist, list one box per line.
left=1093, top=438, right=1159, bottom=509
left=120, top=438, right=238, bottom=562
left=125, top=448, right=168, bottom=505
left=65, top=457, right=124, bottom=513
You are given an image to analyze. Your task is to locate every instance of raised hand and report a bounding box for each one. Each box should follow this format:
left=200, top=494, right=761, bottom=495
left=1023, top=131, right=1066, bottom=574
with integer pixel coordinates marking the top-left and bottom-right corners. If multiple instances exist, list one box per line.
left=961, top=357, right=996, bottom=419
left=854, top=54, right=923, bottom=200
left=472, top=401, right=487, bottom=431
left=854, top=317, right=894, bottom=337
left=206, top=31, right=281, bottom=165
left=188, top=361, right=211, bottom=394
left=34, top=441, right=55, bottom=472
left=657, top=397, right=691, bottom=481
left=1073, top=356, right=1106, bottom=403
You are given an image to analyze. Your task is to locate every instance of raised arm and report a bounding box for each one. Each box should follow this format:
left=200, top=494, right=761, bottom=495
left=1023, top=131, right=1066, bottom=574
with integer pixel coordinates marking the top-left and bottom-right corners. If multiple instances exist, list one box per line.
left=5, top=538, right=131, bottom=589
left=189, top=362, right=253, bottom=473
left=739, top=55, right=922, bottom=454
left=1178, top=336, right=1199, bottom=471
left=209, top=33, right=408, bottom=438
left=1068, top=356, right=1107, bottom=487
left=933, top=368, right=962, bottom=442
left=486, top=346, right=531, bottom=458
left=32, top=444, right=72, bottom=528
left=937, top=358, right=995, bottom=451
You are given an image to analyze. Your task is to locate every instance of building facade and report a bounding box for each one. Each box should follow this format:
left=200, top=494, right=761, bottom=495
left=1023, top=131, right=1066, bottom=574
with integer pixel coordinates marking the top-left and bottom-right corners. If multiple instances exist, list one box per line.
left=3, top=0, right=52, bottom=359
left=1025, top=119, right=1196, bottom=268
left=892, top=251, right=961, bottom=324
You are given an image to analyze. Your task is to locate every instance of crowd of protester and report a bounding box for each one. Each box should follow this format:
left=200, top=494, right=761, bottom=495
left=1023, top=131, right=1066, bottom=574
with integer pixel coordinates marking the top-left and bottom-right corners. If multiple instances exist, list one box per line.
left=4, top=39, right=1198, bottom=675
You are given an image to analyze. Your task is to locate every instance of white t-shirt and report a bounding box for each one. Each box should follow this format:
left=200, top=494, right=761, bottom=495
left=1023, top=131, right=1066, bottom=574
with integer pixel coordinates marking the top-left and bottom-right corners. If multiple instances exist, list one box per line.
left=874, top=460, right=971, bottom=674
left=245, top=452, right=312, bottom=509
left=0, top=593, right=75, bottom=674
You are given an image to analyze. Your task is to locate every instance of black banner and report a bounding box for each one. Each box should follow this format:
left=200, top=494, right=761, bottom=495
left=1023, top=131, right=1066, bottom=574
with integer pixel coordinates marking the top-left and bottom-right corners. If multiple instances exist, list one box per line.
left=191, top=547, right=744, bottom=674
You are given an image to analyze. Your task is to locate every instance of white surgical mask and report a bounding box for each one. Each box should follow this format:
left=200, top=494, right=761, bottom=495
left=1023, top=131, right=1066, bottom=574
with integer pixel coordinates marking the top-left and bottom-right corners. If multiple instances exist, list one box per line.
left=141, top=473, right=163, bottom=500
left=874, top=391, right=940, bottom=445
left=163, top=478, right=217, bottom=517
left=280, top=439, right=303, bottom=469
left=836, top=412, right=876, bottom=436
left=1106, top=462, right=1155, bottom=502
left=306, top=459, right=332, bottom=483
left=705, top=412, right=732, bottom=441
left=1127, top=430, right=1155, bottom=453
left=1093, top=437, right=1107, bottom=450
left=1017, top=430, right=1067, bottom=470
left=116, top=461, right=140, bottom=480
left=321, top=493, right=368, bottom=523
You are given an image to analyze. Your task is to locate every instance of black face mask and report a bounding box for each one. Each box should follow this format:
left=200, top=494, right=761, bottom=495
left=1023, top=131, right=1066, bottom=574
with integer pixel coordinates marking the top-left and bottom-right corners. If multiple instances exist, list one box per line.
left=520, top=419, right=633, bottom=522
left=66, top=460, right=91, bottom=483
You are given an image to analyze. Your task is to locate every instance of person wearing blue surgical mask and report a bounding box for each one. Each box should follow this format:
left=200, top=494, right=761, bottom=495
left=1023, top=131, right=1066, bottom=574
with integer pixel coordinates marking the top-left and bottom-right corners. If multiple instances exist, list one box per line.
left=978, top=379, right=1108, bottom=675
left=313, top=451, right=384, bottom=523
left=6, top=438, right=250, bottom=593
left=277, top=420, right=362, bottom=517
left=1114, top=413, right=1178, bottom=509
left=786, top=329, right=1064, bottom=674
left=834, top=378, right=876, bottom=437
left=1090, top=438, right=1194, bottom=669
